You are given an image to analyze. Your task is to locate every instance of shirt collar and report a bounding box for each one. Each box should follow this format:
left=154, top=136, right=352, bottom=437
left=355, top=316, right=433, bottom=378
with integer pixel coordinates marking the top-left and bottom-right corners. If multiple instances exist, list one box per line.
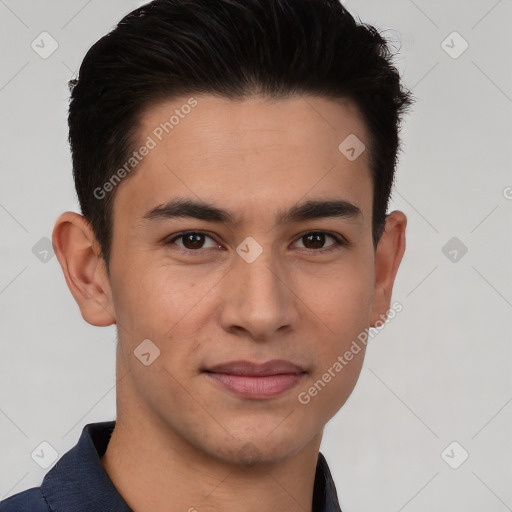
left=42, top=421, right=342, bottom=512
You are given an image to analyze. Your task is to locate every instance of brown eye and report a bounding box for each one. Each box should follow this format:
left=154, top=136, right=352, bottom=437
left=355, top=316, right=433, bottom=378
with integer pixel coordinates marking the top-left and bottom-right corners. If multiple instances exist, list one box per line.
left=302, top=232, right=327, bottom=249
left=294, top=231, right=342, bottom=251
left=166, top=232, right=220, bottom=251
left=182, top=233, right=206, bottom=249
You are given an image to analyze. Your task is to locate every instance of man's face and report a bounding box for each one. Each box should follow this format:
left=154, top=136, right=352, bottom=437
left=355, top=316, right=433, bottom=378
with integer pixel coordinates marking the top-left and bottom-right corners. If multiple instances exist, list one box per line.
left=106, top=94, right=382, bottom=464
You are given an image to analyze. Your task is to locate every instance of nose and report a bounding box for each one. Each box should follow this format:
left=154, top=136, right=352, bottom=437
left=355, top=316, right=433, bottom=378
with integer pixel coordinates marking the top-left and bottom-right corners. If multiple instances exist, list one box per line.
left=218, top=248, right=300, bottom=341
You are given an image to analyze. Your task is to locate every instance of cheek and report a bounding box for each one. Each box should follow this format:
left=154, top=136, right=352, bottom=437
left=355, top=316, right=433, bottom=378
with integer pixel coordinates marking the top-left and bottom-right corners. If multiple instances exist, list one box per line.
left=298, top=257, right=374, bottom=336
left=320, top=284, right=372, bottom=331
left=111, top=257, right=217, bottom=338
left=297, top=259, right=373, bottom=409
left=309, top=348, right=366, bottom=424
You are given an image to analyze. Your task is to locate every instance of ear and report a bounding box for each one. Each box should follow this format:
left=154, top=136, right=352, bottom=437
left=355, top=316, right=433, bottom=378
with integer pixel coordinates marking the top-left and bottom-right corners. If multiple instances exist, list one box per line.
left=369, top=210, right=407, bottom=326
left=52, top=212, right=116, bottom=327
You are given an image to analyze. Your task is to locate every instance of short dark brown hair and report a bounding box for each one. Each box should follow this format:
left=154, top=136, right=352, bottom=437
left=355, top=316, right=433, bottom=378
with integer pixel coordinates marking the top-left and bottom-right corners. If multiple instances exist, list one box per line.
left=68, top=0, right=414, bottom=272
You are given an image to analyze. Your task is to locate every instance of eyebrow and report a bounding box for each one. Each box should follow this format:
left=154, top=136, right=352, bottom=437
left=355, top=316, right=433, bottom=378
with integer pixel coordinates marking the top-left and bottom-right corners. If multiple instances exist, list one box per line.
left=140, top=197, right=362, bottom=226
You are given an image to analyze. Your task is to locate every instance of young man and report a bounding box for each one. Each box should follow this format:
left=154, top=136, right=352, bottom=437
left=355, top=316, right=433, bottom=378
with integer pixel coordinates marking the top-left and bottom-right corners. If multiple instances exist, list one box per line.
left=0, top=0, right=413, bottom=510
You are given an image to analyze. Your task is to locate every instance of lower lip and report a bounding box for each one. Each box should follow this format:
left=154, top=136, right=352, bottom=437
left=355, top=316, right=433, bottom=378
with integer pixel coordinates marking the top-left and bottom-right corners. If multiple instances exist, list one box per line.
left=205, top=372, right=305, bottom=399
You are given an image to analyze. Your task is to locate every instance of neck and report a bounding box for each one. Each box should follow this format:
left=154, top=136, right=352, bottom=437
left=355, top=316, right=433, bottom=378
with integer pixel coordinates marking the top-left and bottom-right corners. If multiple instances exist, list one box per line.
left=101, top=387, right=322, bottom=512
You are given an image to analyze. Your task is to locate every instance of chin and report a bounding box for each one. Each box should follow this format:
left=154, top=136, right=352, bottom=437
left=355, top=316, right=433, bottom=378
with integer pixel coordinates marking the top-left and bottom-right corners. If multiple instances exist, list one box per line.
left=208, top=432, right=303, bottom=468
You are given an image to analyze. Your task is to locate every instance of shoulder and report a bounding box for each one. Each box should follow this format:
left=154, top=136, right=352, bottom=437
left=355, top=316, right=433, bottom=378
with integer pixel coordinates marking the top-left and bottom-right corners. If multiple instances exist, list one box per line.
left=0, top=487, right=49, bottom=511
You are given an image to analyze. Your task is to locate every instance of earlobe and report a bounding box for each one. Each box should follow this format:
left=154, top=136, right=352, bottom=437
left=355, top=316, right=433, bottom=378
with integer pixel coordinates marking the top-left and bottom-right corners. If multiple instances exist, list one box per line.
left=52, top=212, right=116, bottom=327
left=369, top=210, right=407, bottom=327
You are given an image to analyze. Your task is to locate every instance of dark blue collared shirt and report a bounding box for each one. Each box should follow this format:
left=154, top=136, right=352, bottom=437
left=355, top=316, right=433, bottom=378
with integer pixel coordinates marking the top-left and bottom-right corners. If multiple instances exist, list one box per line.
left=0, top=421, right=342, bottom=511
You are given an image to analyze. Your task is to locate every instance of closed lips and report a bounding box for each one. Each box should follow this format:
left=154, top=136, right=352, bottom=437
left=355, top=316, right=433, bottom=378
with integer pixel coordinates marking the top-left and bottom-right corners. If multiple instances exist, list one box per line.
left=204, top=359, right=307, bottom=376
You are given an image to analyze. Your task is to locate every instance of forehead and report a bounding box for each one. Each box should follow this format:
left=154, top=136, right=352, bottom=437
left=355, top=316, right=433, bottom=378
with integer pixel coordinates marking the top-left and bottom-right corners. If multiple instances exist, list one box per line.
left=138, top=93, right=368, bottom=157
left=113, top=93, right=373, bottom=227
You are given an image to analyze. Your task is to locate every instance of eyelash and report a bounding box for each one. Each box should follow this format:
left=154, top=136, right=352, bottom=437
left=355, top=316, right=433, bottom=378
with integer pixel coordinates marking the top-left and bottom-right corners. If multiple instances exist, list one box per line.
left=164, top=230, right=349, bottom=256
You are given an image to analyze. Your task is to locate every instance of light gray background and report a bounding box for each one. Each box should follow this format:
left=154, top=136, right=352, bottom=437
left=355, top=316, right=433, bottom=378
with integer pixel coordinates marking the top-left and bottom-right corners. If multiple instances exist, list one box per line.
left=1, top=0, right=511, bottom=510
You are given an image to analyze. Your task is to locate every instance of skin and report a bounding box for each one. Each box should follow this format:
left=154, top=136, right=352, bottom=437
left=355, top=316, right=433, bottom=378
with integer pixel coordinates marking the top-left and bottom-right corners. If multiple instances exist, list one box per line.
left=52, top=94, right=406, bottom=512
